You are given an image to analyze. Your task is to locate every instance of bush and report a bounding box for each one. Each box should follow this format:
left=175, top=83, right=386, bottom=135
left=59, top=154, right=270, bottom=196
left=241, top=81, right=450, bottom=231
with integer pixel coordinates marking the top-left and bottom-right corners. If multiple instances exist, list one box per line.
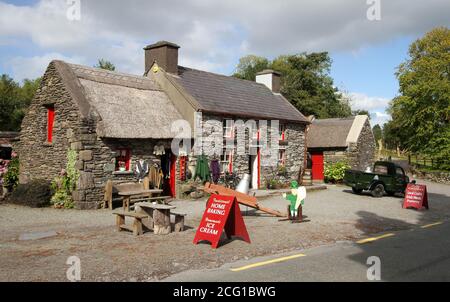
left=3, top=157, right=19, bottom=188
left=324, top=161, right=350, bottom=183
left=6, top=179, right=52, bottom=208
left=50, top=149, right=79, bottom=209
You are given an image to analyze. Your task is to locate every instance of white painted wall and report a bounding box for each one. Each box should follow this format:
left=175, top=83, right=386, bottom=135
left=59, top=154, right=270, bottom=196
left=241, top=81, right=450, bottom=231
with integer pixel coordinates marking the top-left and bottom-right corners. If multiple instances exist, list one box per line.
left=256, top=73, right=273, bottom=91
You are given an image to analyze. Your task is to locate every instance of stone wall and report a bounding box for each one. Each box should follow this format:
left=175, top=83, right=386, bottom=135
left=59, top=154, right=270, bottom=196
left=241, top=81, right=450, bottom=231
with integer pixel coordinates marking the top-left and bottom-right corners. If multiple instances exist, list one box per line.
left=349, top=118, right=376, bottom=170
left=73, top=137, right=174, bottom=209
left=17, top=62, right=180, bottom=209
left=198, top=114, right=306, bottom=189
left=320, top=119, right=375, bottom=171
left=17, top=62, right=84, bottom=184
left=411, top=169, right=450, bottom=185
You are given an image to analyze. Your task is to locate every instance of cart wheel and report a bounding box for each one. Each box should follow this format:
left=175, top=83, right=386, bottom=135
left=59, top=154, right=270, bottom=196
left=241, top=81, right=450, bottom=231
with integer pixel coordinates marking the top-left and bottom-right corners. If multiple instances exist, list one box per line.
left=371, top=184, right=385, bottom=198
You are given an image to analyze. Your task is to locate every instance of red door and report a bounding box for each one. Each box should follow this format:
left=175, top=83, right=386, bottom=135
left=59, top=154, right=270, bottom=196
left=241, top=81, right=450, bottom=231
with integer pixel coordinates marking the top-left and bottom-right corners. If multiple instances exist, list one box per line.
left=311, top=152, right=324, bottom=181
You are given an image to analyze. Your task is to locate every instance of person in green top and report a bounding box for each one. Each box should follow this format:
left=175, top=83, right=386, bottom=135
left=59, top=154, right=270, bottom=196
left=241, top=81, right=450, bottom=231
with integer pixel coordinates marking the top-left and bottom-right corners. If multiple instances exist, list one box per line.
left=283, top=181, right=306, bottom=218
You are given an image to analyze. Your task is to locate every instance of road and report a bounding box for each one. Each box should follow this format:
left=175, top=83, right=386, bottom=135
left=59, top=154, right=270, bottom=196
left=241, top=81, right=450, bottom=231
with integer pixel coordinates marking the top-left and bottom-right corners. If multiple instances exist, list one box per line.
left=164, top=220, right=450, bottom=282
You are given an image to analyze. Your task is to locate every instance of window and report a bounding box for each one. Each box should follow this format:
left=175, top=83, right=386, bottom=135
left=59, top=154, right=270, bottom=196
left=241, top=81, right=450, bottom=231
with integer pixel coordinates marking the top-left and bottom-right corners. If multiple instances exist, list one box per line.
left=221, top=149, right=234, bottom=173
left=223, top=120, right=234, bottom=138
left=374, top=165, right=388, bottom=175
left=46, top=106, right=55, bottom=143
left=396, top=167, right=404, bottom=176
left=115, top=149, right=131, bottom=171
left=278, top=149, right=286, bottom=166
left=279, top=124, right=286, bottom=141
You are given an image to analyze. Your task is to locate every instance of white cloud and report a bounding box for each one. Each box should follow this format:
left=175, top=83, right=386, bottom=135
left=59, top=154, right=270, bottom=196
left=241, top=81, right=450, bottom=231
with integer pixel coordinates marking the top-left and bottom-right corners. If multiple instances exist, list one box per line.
left=347, top=92, right=392, bottom=126
left=9, top=52, right=86, bottom=81
left=372, top=112, right=391, bottom=126
left=348, top=92, right=391, bottom=112
left=0, top=0, right=449, bottom=81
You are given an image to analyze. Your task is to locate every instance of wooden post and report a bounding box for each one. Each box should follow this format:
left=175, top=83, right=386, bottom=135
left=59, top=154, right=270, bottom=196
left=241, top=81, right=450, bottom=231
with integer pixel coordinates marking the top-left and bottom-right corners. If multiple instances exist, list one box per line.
left=132, top=218, right=143, bottom=236
left=174, top=215, right=185, bottom=232
left=116, top=214, right=125, bottom=232
left=143, top=177, right=150, bottom=190
left=104, top=180, right=113, bottom=210
left=153, top=209, right=171, bottom=235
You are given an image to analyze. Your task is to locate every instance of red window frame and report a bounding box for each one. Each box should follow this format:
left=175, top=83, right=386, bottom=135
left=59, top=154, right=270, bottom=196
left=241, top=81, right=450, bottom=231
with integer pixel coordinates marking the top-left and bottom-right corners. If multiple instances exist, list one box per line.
left=279, top=124, right=286, bottom=141
left=115, top=149, right=131, bottom=171
left=47, top=106, right=55, bottom=143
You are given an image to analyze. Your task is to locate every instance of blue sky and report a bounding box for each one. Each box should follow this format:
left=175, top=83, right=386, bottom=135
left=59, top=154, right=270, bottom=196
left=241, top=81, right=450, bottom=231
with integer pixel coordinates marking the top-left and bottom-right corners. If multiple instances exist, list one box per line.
left=1, top=0, right=449, bottom=126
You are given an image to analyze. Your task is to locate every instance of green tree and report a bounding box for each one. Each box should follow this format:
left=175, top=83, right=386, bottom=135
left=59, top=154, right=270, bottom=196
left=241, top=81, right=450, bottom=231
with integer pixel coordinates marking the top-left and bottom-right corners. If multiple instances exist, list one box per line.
left=95, top=59, right=116, bottom=71
left=0, top=76, right=41, bottom=132
left=390, top=27, right=450, bottom=167
left=353, top=109, right=371, bottom=118
left=232, top=53, right=352, bottom=118
left=372, top=124, right=383, bottom=148
left=233, top=55, right=269, bottom=81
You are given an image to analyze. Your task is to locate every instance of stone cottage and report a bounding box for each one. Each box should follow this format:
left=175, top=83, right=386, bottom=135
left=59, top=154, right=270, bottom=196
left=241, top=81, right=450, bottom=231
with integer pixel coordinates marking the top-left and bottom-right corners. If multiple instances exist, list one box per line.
left=306, top=115, right=376, bottom=181
left=17, top=41, right=309, bottom=209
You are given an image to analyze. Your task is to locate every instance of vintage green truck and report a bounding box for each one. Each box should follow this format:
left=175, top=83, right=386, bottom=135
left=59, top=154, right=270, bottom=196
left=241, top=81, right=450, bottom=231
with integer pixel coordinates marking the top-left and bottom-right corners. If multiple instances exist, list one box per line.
left=343, top=161, right=410, bottom=198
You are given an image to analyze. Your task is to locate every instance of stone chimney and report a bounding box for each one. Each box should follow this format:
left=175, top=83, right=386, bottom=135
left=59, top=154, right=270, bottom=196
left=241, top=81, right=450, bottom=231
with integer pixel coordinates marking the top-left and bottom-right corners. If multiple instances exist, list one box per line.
left=256, top=69, right=281, bottom=93
left=144, top=41, right=180, bottom=74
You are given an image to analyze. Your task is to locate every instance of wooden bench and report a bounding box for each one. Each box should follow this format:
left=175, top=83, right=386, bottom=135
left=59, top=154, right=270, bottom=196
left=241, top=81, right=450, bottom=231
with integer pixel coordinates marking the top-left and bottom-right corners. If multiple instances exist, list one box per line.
left=170, top=211, right=187, bottom=232
left=112, top=210, right=148, bottom=236
left=103, top=178, right=164, bottom=210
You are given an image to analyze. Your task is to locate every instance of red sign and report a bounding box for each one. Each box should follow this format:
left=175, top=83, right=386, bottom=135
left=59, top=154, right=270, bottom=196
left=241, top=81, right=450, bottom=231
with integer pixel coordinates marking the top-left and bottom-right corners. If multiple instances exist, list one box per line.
left=193, top=194, right=251, bottom=249
left=403, top=184, right=429, bottom=210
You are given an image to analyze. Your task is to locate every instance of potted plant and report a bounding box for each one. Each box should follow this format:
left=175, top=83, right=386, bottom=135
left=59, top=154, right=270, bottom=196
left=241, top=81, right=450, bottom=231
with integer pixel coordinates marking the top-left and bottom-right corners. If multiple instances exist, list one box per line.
left=118, top=161, right=126, bottom=172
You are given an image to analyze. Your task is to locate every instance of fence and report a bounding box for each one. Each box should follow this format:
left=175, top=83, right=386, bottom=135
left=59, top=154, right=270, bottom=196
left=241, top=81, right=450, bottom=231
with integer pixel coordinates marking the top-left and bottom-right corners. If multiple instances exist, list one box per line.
left=408, top=155, right=449, bottom=171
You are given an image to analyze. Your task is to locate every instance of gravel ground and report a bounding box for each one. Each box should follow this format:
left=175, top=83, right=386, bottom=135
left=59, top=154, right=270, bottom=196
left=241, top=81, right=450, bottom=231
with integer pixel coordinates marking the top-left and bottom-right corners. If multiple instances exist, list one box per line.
left=0, top=179, right=448, bottom=282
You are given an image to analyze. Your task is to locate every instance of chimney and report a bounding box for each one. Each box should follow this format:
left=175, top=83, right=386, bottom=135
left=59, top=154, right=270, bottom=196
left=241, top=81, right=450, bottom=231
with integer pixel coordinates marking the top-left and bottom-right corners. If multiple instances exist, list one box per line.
left=256, top=69, right=281, bottom=93
left=144, top=41, right=180, bottom=74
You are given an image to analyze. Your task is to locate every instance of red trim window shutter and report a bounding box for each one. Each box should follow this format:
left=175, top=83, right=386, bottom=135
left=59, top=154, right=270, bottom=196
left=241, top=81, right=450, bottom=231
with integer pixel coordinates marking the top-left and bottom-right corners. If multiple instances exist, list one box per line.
left=47, top=106, right=55, bottom=143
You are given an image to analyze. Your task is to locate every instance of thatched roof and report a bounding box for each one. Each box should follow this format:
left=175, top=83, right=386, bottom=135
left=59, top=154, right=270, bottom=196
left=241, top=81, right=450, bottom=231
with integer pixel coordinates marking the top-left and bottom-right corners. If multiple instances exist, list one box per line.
left=169, top=66, right=309, bottom=123
left=307, top=117, right=356, bottom=148
left=56, top=61, right=183, bottom=139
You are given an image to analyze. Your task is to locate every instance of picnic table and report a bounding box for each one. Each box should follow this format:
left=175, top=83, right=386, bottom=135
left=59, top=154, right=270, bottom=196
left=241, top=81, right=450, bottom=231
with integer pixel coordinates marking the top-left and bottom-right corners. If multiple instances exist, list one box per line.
left=135, top=202, right=176, bottom=235
left=119, top=189, right=163, bottom=211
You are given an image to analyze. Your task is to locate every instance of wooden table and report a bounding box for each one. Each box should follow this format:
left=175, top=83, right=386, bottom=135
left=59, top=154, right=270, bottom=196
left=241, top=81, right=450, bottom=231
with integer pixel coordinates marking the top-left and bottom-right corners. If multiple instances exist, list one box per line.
left=135, top=202, right=175, bottom=235
left=119, top=189, right=163, bottom=212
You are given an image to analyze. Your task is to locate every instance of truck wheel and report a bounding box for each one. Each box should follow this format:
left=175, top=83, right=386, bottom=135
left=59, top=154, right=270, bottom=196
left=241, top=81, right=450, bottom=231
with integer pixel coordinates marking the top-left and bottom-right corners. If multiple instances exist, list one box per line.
left=371, top=184, right=385, bottom=198
left=352, top=187, right=363, bottom=194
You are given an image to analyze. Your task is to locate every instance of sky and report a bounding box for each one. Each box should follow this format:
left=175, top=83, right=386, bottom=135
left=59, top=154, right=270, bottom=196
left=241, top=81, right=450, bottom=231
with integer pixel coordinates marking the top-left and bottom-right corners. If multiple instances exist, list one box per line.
left=0, top=0, right=449, bottom=126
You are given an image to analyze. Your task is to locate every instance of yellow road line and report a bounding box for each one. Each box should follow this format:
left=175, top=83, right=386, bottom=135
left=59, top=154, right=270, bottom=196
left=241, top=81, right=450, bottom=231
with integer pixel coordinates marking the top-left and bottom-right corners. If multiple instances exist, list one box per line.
left=357, top=233, right=395, bottom=244
left=230, top=253, right=306, bottom=272
left=421, top=222, right=443, bottom=229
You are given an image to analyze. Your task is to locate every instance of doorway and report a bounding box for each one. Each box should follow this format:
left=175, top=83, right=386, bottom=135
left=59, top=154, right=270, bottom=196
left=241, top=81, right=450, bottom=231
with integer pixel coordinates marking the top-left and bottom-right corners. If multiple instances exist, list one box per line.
left=311, top=151, right=324, bottom=182
left=161, top=150, right=177, bottom=197
left=249, top=152, right=260, bottom=189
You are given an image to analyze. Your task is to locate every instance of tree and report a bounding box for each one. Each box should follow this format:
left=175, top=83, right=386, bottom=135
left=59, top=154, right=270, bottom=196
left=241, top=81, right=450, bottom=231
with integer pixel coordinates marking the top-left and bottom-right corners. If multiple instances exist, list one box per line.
left=389, top=27, right=450, bottom=167
left=372, top=124, right=383, bottom=148
left=232, top=53, right=352, bottom=118
left=353, top=109, right=371, bottom=118
left=233, top=55, right=269, bottom=81
left=95, top=59, right=116, bottom=71
left=0, top=76, right=41, bottom=132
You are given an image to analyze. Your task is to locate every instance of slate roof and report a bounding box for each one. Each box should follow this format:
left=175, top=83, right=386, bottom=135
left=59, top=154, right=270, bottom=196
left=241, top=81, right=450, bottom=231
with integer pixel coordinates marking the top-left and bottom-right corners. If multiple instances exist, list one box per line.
left=55, top=61, right=183, bottom=139
left=170, top=66, right=309, bottom=123
left=307, top=117, right=356, bottom=148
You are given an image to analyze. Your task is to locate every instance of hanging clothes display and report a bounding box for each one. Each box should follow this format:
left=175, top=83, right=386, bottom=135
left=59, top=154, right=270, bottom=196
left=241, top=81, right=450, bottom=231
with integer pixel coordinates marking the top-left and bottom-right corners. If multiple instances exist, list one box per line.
left=194, top=155, right=211, bottom=182
left=210, top=159, right=221, bottom=183
left=134, top=159, right=149, bottom=181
